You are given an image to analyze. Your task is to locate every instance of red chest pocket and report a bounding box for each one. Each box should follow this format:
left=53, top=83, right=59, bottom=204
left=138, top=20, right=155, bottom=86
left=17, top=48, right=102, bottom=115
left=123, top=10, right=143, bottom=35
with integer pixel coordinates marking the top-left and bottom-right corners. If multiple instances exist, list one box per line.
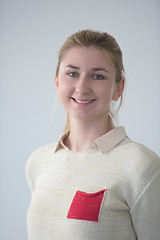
left=67, top=189, right=106, bottom=222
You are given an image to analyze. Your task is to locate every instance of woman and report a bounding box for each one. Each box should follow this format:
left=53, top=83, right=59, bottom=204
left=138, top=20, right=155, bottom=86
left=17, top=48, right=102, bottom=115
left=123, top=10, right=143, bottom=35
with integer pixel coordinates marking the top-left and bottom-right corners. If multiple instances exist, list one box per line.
left=26, top=30, right=160, bottom=240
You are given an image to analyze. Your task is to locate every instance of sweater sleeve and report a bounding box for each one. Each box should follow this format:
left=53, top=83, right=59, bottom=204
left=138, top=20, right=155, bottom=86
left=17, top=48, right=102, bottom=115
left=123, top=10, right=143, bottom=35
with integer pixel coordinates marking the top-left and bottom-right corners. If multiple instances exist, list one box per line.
left=130, top=168, right=160, bottom=240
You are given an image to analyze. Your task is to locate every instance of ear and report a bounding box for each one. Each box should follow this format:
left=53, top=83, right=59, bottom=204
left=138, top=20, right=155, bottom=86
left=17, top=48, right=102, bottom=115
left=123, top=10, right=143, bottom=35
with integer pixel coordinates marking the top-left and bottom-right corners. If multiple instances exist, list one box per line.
left=112, top=77, right=125, bottom=101
left=55, top=73, right=59, bottom=89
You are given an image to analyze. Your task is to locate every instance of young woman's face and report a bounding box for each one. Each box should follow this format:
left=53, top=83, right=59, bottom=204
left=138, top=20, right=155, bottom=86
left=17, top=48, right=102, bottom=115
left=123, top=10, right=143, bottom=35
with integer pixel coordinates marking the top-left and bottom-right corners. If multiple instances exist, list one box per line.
left=55, top=47, right=123, bottom=122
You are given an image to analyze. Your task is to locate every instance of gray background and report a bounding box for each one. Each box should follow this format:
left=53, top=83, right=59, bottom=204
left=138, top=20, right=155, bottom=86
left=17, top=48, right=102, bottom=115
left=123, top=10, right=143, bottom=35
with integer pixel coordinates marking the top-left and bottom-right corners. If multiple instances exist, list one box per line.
left=1, top=0, right=160, bottom=239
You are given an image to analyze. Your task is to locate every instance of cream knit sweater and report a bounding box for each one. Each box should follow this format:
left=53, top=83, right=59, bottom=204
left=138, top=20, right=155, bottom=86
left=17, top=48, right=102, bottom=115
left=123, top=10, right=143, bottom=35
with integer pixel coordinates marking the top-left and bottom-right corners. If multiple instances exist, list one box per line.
left=26, top=127, right=160, bottom=240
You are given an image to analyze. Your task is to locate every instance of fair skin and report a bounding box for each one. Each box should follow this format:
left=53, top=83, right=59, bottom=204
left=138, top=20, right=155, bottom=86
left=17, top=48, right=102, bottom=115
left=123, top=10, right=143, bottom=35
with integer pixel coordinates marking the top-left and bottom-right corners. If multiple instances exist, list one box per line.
left=55, top=46, right=124, bottom=151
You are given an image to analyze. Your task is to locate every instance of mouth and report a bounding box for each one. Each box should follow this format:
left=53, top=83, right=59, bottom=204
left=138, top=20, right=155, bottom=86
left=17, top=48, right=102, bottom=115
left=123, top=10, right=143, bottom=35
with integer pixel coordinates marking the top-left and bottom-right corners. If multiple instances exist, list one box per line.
left=71, top=97, right=96, bottom=104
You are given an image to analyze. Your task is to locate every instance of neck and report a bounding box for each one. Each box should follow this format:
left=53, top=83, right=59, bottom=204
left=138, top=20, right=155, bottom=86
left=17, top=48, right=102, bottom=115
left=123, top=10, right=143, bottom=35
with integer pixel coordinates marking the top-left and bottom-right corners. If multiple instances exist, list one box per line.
left=64, top=115, right=114, bottom=151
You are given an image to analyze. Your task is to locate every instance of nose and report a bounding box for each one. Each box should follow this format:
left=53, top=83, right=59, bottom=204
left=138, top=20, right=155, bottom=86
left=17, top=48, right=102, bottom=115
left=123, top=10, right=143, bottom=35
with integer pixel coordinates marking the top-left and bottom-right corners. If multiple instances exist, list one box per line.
left=75, top=75, right=91, bottom=94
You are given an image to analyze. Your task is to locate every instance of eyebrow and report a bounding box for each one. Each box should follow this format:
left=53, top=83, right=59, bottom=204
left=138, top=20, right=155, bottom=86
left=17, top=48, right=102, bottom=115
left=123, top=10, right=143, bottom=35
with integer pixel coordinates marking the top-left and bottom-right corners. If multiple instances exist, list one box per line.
left=91, top=68, right=109, bottom=73
left=66, top=65, right=80, bottom=70
left=66, top=65, right=109, bottom=72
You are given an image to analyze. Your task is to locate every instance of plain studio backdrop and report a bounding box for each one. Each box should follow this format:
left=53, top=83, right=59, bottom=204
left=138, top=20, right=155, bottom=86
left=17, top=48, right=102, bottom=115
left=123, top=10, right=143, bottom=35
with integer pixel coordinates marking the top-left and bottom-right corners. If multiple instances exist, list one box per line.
left=0, top=0, right=160, bottom=239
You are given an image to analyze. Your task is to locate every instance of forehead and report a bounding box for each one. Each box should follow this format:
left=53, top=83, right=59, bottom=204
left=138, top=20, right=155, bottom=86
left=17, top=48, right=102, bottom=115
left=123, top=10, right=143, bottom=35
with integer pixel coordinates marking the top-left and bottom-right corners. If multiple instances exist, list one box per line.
left=60, top=46, right=113, bottom=68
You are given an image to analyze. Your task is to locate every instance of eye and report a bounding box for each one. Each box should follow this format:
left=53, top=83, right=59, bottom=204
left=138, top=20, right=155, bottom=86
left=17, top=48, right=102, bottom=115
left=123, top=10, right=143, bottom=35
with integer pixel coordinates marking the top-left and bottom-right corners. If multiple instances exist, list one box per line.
left=93, top=74, right=104, bottom=80
left=67, top=72, right=78, bottom=77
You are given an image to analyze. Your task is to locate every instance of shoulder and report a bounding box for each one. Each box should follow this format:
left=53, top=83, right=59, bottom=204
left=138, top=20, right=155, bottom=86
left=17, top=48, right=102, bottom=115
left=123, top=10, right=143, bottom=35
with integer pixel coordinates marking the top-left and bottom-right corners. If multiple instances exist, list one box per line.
left=26, top=142, right=57, bottom=168
left=112, top=141, right=160, bottom=185
left=115, top=141, right=160, bottom=166
left=112, top=141, right=160, bottom=208
left=25, top=142, right=57, bottom=191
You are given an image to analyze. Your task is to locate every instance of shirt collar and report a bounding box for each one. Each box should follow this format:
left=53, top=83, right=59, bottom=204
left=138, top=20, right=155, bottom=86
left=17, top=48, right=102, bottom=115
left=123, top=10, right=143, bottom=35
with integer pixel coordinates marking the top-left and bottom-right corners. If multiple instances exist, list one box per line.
left=54, top=126, right=128, bottom=154
left=94, top=126, right=128, bottom=153
left=54, top=131, right=70, bottom=152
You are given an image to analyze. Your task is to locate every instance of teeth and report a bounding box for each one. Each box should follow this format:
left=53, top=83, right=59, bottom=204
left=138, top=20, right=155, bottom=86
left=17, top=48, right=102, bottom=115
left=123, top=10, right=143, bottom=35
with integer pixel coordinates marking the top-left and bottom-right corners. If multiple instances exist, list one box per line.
left=75, top=99, right=93, bottom=103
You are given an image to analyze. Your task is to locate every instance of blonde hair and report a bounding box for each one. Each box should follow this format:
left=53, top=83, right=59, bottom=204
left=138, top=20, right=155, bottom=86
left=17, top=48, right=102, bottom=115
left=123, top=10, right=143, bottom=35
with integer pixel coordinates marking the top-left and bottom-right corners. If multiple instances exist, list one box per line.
left=56, top=30, right=125, bottom=132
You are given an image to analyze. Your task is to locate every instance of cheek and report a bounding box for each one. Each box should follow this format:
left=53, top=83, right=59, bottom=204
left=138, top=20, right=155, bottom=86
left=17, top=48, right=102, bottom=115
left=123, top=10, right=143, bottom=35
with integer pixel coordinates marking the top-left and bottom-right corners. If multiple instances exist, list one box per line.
left=96, top=83, right=115, bottom=98
left=57, top=80, right=74, bottom=102
left=58, top=79, right=70, bottom=92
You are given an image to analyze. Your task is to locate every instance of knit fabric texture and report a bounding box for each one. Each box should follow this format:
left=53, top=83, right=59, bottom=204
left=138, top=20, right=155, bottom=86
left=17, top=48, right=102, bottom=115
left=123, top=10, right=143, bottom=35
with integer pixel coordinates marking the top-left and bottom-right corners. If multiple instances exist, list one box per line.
left=26, top=127, right=160, bottom=240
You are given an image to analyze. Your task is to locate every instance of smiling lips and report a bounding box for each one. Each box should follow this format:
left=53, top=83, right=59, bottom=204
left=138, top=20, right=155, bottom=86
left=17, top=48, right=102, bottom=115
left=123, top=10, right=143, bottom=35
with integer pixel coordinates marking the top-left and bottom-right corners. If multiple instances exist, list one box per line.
left=71, top=97, right=96, bottom=104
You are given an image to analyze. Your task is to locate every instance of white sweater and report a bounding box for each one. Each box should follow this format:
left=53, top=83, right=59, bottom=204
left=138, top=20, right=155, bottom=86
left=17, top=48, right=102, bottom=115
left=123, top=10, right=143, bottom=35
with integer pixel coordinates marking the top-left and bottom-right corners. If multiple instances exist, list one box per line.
left=26, top=127, right=160, bottom=240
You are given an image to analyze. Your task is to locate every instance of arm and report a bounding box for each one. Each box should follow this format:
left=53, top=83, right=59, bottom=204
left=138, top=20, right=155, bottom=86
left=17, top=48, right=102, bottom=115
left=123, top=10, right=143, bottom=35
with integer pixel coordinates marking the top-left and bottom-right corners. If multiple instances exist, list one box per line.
left=130, top=169, right=160, bottom=240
